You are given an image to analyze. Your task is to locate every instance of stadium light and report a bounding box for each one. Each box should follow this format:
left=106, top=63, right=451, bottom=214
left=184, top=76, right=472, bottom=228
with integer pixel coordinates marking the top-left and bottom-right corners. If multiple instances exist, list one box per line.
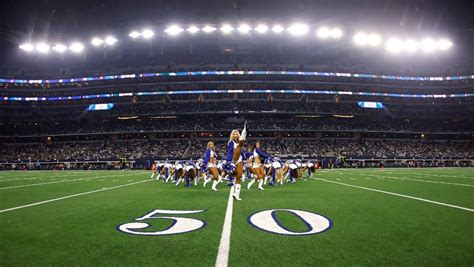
left=35, top=43, right=50, bottom=53
left=187, top=25, right=200, bottom=34
left=404, top=39, right=418, bottom=53
left=19, top=43, right=34, bottom=52
left=141, top=29, right=154, bottom=39
left=316, top=27, right=331, bottom=38
left=91, top=37, right=104, bottom=46
left=237, top=24, right=251, bottom=34
left=254, top=24, right=269, bottom=34
left=272, top=25, right=284, bottom=33
left=420, top=38, right=436, bottom=53
left=105, top=36, right=117, bottom=46
left=367, top=34, right=382, bottom=46
left=288, top=23, right=309, bottom=36
left=69, top=42, right=84, bottom=53
left=52, top=44, right=67, bottom=53
left=437, top=39, right=452, bottom=50
left=220, top=24, right=234, bottom=34
left=202, top=25, right=216, bottom=33
left=129, top=31, right=141, bottom=39
left=353, top=32, right=367, bottom=45
left=331, top=28, right=343, bottom=38
left=165, top=25, right=184, bottom=36
left=386, top=38, right=403, bottom=53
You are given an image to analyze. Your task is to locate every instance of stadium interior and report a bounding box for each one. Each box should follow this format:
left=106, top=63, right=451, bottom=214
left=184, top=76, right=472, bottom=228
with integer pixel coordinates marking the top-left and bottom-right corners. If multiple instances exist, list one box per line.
left=0, top=0, right=473, bottom=266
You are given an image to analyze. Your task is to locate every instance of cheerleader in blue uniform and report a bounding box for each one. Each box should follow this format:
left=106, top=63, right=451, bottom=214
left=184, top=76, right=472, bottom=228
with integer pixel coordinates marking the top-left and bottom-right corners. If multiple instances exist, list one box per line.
left=224, top=122, right=247, bottom=200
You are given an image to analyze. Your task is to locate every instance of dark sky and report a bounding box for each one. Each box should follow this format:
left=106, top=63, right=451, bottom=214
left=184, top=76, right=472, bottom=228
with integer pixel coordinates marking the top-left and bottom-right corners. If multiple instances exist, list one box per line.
left=1, top=0, right=473, bottom=39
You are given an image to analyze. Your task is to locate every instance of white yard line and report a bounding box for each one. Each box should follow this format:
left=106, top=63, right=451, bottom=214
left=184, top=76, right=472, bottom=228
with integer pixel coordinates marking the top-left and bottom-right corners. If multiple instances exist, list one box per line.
left=0, top=180, right=152, bottom=213
left=0, top=172, right=88, bottom=182
left=315, top=178, right=473, bottom=212
left=215, top=187, right=235, bottom=267
left=0, top=173, right=135, bottom=190
left=360, top=174, right=474, bottom=187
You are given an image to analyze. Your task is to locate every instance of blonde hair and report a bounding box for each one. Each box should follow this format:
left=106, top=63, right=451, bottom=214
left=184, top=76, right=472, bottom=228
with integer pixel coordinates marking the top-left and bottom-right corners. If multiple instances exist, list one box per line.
left=207, top=141, right=214, bottom=148
left=229, top=129, right=240, bottom=141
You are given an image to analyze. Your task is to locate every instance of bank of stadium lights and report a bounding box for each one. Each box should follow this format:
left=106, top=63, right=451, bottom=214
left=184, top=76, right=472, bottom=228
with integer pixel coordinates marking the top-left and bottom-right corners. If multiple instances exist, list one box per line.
left=69, top=42, right=84, bottom=53
left=220, top=24, right=234, bottom=34
left=287, top=23, right=309, bottom=36
left=129, top=31, right=141, bottom=39
left=317, top=27, right=343, bottom=39
left=19, top=43, right=34, bottom=52
left=91, top=37, right=104, bottom=46
left=437, top=39, right=452, bottom=50
left=272, top=25, right=284, bottom=34
left=141, top=29, right=154, bottom=39
left=52, top=44, right=67, bottom=53
left=129, top=29, right=154, bottom=39
left=91, top=36, right=117, bottom=47
left=254, top=24, right=269, bottom=34
left=187, top=25, right=200, bottom=34
left=165, top=25, right=184, bottom=36
left=353, top=32, right=382, bottom=46
left=237, top=24, right=252, bottom=34
left=202, top=25, right=217, bottom=33
left=385, top=37, right=452, bottom=53
left=35, top=43, right=50, bottom=53
left=105, top=36, right=117, bottom=46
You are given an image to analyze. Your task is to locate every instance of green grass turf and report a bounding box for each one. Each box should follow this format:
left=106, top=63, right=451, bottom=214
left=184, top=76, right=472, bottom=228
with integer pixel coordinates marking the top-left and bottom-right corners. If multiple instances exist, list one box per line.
left=0, top=168, right=473, bottom=266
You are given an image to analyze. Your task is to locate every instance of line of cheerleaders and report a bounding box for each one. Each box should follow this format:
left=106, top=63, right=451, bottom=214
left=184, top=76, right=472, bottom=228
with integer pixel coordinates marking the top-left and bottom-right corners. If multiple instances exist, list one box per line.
left=150, top=124, right=316, bottom=201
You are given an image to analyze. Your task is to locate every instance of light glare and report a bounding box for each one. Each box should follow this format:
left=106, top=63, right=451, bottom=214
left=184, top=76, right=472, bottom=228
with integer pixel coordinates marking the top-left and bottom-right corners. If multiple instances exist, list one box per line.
left=386, top=38, right=403, bottom=53
left=69, top=42, right=84, bottom=53
left=220, top=24, right=234, bottom=34
left=91, top=38, right=103, bottom=46
left=129, top=31, right=141, bottom=39
left=187, top=26, right=200, bottom=34
left=354, top=32, right=367, bottom=45
left=35, top=43, right=50, bottom=53
left=420, top=38, right=436, bottom=53
left=316, top=27, right=331, bottom=38
left=331, top=28, right=343, bottom=38
left=404, top=39, right=418, bottom=53
left=255, top=24, right=269, bottom=34
left=19, top=43, right=34, bottom=52
left=272, top=25, right=284, bottom=33
left=105, top=36, right=117, bottom=45
left=237, top=24, right=251, bottom=34
left=142, top=29, right=154, bottom=39
left=165, top=25, right=184, bottom=36
left=437, top=39, right=452, bottom=50
left=367, top=34, right=381, bottom=46
left=288, top=23, right=309, bottom=36
left=52, top=44, right=67, bottom=53
left=202, top=25, right=216, bottom=33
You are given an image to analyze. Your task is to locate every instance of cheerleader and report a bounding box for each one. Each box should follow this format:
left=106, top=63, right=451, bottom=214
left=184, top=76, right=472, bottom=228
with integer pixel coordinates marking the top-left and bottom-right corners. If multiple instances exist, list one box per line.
left=150, top=162, right=158, bottom=179
left=224, top=122, right=247, bottom=200
left=202, top=141, right=222, bottom=191
left=247, top=141, right=270, bottom=190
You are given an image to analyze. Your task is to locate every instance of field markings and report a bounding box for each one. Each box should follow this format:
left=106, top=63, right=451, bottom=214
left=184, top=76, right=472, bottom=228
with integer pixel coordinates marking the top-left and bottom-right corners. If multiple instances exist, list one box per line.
left=0, top=179, right=152, bottom=213
left=215, top=187, right=235, bottom=267
left=315, top=178, right=474, bottom=212
left=0, top=172, right=89, bottom=182
left=375, top=175, right=473, bottom=187
left=0, top=173, right=136, bottom=190
left=354, top=173, right=474, bottom=187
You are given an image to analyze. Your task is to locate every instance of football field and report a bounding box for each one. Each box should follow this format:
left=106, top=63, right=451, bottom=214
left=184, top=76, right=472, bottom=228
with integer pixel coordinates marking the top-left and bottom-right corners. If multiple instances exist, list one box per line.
left=0, top=168, right=473, bottom=266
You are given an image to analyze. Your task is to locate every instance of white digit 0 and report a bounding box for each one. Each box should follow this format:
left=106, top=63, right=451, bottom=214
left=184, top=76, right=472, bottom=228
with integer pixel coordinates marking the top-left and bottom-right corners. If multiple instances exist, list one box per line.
left=248, top=209, right=332, bottom=236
